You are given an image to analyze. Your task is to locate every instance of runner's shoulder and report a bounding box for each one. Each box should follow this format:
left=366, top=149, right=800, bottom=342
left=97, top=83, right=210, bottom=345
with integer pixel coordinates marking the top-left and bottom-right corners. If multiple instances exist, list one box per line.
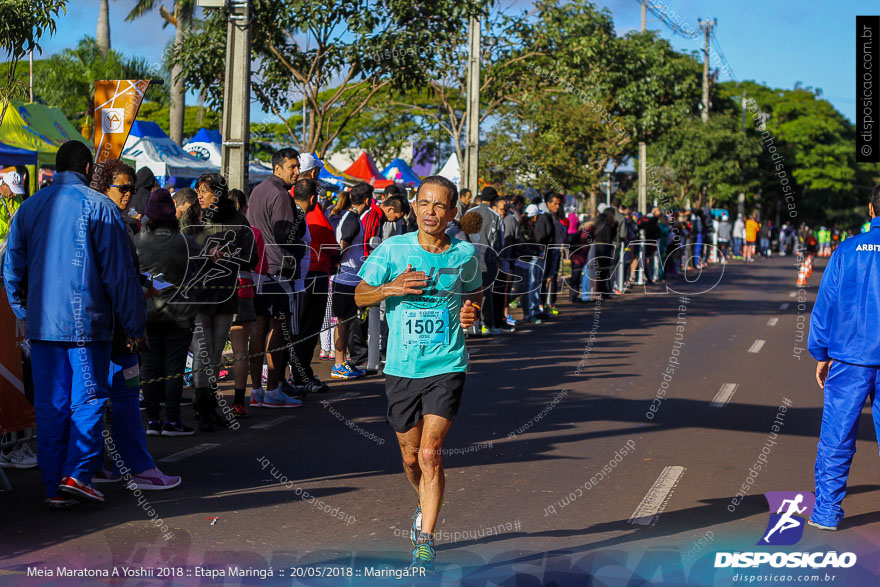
left=449, top=234, right=477, bottom=257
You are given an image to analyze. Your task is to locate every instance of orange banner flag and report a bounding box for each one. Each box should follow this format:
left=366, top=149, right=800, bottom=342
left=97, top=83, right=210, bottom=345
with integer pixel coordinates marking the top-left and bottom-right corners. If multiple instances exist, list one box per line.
left=93, top=80, right=151, bottom=164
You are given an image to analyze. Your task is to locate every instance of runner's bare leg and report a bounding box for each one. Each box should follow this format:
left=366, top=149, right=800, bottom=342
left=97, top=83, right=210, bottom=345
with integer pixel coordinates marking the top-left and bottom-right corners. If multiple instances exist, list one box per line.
left=396, top=421, right=424, bottom=494
left=418, top=414, right=453, bottom=534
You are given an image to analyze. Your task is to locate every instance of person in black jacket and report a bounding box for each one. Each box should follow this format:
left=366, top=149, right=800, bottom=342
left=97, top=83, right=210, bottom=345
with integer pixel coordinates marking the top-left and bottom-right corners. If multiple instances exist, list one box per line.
left=130, top=167, right=158, bottom=220
left=136, top=190, right=198, bottom=437
left=185, top=173, right=258, bottom=431
left=591, top=207, right=618, bottom=295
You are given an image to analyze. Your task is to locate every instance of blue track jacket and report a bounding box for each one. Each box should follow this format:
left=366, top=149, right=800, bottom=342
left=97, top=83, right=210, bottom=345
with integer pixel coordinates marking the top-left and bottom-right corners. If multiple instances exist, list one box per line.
left=3, top=172, right=146, bottom=342
left=809, top=217, right=880, bottom=365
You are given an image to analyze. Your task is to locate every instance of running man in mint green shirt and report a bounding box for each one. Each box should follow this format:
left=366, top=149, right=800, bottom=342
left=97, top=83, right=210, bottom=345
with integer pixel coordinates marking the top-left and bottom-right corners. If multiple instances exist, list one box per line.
left=355, top=176, right=482, bottom=573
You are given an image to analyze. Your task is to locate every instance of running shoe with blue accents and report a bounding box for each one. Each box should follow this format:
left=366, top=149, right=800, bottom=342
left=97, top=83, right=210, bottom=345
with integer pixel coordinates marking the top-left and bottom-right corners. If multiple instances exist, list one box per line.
left=410, top=540, right=435, bottom=573
left=331, top=361, right=366, bottom=379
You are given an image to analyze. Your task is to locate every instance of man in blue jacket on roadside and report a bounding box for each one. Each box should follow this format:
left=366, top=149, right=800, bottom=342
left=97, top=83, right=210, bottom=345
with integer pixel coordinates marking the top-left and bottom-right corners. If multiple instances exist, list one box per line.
left=3, top=141, right=147, bottom=509
left=808, top=186, right=880, bottom=531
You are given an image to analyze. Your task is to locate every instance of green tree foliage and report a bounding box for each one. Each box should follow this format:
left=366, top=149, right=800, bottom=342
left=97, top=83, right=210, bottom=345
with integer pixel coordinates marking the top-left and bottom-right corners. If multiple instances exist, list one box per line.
left=171, top=0, right=486, bottom=157
left=722, top=80, right=866, bottom=225
left=0, top=0, right=66, bottom=125
left=651, top=113, right=762, bottom=208
left=33, top=36, right=165, bottom=139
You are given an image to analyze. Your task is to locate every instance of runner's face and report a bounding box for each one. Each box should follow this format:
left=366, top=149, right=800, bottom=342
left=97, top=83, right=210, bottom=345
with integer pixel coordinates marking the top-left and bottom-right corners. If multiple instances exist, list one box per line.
left=416, top=184, right=456, bottom=236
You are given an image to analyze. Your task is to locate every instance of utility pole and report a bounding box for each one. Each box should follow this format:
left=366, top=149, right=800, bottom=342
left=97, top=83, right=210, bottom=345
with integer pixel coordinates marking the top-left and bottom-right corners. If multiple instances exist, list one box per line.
left=219, top=0, right=252, bottom=191
left=698, top=18, right=716, bottom=123
left=741, top=88, right=746, bottom=132
left=638, top=1, right=647, bottom=215
left=28, top=50, right=33, bottom=102
left=464, top=15, right=480, bottom=195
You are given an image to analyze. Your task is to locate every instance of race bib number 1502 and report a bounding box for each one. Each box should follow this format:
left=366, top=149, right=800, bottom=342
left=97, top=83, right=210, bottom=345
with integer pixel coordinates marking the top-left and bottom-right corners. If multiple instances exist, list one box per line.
left=402, top=308, right=449, bottom=346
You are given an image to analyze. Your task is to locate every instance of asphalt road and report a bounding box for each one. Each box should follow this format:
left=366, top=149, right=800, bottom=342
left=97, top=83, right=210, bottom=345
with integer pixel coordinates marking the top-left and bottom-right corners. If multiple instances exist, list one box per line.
left=3, top=254, right=880, bottom=586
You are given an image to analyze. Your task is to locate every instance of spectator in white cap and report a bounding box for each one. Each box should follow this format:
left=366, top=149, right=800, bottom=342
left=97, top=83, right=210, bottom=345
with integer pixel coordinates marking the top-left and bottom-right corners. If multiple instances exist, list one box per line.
left=0, top=171, right=25, bottom=239
left=525, top=203, right=541, bottom=218
left=297, top=153, right=324, bottom=180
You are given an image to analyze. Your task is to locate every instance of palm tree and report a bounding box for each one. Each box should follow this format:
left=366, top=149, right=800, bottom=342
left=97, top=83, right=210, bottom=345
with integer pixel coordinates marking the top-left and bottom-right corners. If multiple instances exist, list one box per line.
left=126, top=0, right=195, bottom=146
left=96, top=0, right=111, bottom=58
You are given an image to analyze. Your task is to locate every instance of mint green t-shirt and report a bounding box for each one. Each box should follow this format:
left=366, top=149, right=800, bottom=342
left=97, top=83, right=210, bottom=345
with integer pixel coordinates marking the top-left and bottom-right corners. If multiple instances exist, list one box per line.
left=358, top=231, right=481, bottom=378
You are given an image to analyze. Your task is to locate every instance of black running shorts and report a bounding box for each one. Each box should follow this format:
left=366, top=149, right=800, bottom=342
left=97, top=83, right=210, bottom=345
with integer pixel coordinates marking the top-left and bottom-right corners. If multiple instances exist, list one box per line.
left=384, top=372, right=466, bottom=433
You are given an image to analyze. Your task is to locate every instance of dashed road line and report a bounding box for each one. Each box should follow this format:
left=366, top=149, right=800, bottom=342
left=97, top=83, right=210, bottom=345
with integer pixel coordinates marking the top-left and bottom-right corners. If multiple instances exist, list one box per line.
left=767, top=317, right=778, bottom=326
left=710, top=383, right=740, bottom=408
left=780, top=303, right=790, bottom=310
left=748, top=340, right=766, bottom=353
left=629, top=466, right=686, bottom=526
left=788, top=292, right=796, bottom=298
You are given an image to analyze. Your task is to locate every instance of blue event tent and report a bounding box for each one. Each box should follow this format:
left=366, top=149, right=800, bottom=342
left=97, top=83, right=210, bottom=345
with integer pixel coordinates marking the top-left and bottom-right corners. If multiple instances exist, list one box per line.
left=381, top=157, right=421, bottom=187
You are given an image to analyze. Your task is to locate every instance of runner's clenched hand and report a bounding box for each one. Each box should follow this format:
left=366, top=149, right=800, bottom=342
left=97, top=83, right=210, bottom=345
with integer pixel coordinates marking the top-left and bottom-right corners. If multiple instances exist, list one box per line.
left=460, top=300, right=478, bottom=329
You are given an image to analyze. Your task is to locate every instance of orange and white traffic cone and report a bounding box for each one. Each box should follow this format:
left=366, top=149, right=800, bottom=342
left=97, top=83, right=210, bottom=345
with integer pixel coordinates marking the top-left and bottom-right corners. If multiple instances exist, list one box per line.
left=797, top=263, right=807, bottom=286
left=806, top=256, right=813, bottom=278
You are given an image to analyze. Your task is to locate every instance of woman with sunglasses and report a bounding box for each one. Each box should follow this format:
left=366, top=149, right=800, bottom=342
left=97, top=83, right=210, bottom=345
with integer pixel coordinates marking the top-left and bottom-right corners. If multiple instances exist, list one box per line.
left=90, top=160, right=181, bottom=490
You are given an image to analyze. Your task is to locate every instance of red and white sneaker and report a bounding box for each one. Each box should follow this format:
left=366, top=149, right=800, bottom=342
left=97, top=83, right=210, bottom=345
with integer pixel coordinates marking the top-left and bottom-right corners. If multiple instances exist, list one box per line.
left=57, top=476, right=105, bottom=503
left=44, top=496, right=78, bottom=510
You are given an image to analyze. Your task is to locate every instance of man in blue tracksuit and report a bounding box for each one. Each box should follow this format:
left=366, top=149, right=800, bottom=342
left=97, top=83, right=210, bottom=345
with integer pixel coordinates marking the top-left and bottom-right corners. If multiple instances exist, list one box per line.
left=808, top=189, right=880, bottom=530
left=3, top=141, right=146, bottom=508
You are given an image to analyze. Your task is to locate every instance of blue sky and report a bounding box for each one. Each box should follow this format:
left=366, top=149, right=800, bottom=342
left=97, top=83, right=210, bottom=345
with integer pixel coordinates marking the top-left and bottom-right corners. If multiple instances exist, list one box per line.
left=39, top=0, right=868, bottom=123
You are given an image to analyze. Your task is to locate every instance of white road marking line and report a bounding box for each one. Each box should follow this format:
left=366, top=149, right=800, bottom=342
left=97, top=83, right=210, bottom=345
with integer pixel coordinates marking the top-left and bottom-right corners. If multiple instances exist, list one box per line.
left=748, top=340, right=766, bottom=353
left=158, top=443, right=220, bottom=463
left=788, top=292, right=796, bottom=298
left=710, top=383, right=740, bottom=408
left=252, top=415, right=296, bottom=430
left=629, top=466, right=686, bottom=526
left=780, top=303, right=790, bottom=310
left=767, top=317, right=778, bottom=326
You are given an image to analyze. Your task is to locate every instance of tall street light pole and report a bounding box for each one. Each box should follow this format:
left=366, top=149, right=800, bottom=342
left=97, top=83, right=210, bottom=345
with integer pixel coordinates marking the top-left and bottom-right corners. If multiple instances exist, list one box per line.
left=638, top=1, right=647, bottom=215
left=464, top=15, right=481, bottom=196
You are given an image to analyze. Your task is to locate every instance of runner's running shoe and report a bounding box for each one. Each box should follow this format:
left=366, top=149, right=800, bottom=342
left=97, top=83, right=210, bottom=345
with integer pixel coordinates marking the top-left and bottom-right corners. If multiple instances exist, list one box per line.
left=232, top=403, right=248, bottom=418
left=410, top=504, right=422, bottom=546
left=505, top=314, right=517, bottom=327
left=263, top=387, right=303, bottom=408
left=331, top=361, right=366, bottom=379
left=410, top=540, right=436, bottom=573
left=146, top=421, right=162, bottom=436
left=249, top=388, right=264, bottom=407
left=549, top=305, right=559, bottom=316
left=57, top=476, right=105, bottom=503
